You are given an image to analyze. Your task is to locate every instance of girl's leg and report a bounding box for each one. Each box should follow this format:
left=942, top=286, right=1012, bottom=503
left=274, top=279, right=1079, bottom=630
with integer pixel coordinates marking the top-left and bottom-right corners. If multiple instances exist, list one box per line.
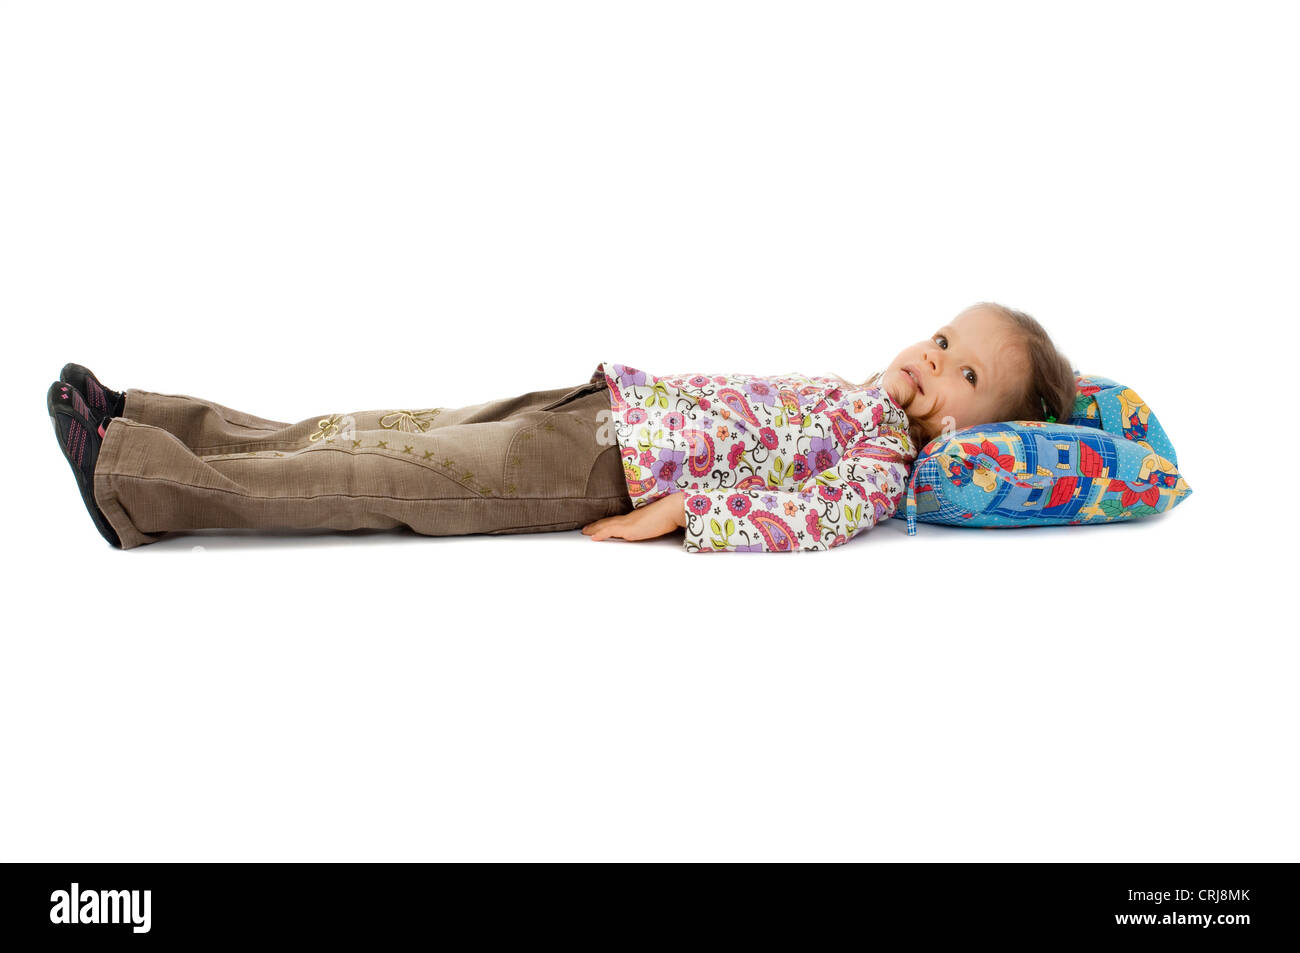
left=116, top=371, right=603, bottom=451
left=93, top=373, right=632, bottom=549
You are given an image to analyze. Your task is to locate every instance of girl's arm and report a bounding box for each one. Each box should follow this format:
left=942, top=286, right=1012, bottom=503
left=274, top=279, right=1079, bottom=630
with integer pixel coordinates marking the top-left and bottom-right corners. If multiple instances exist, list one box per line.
left=582, top=492, right=687, bottom=543
left=681, top=434, right=911, bottom=553
left=582, top=435, right=912, bottom=552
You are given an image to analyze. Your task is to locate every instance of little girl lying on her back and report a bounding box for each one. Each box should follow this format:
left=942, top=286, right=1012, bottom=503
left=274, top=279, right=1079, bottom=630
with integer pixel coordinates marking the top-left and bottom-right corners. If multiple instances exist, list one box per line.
left=48, top=302, right=1073, bottom=553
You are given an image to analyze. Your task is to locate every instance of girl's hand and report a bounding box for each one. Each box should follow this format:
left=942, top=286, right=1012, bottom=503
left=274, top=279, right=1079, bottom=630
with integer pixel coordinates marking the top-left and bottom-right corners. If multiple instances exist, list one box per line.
left=582, top=491, right=687, bottom=542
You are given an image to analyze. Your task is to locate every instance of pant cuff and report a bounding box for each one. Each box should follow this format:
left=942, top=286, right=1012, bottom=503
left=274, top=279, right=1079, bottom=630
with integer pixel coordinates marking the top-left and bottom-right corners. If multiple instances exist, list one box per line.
left=93, top=417, right=163, bottom=550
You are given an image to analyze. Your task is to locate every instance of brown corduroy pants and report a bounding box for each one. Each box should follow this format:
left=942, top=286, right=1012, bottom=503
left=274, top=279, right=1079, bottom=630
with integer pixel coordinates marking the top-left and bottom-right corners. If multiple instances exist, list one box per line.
left=92, top=371, right=634, bottom=549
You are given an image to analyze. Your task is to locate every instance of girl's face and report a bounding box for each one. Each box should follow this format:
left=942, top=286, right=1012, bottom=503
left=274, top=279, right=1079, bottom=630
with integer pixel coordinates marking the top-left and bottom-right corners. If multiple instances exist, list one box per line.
left=879, top=305, right=1026, bottom=447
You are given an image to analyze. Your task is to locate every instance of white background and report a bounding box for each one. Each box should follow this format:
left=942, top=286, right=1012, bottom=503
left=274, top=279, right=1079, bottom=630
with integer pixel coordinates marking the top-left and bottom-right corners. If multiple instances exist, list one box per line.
left=1, top=1, right=1294, bottom=860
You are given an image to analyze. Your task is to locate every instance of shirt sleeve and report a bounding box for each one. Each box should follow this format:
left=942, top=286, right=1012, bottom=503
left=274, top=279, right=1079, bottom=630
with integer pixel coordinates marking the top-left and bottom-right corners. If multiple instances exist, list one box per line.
left=680, top=431, right=912, bottom=553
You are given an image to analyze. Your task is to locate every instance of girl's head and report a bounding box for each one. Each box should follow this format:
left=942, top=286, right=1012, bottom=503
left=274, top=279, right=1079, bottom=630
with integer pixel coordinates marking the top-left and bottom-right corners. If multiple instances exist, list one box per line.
left=875, top=302, right=1077, bottom=449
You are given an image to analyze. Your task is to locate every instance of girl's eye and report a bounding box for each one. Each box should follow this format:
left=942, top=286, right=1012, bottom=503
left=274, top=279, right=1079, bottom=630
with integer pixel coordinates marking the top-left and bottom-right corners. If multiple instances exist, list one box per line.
left=934, top=335, right=948, bottom=349
left=963, top=368, right=977, bottom=386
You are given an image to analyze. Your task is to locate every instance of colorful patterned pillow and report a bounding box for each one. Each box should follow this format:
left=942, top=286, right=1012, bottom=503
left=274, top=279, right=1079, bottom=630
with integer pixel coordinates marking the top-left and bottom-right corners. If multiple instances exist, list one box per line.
left=893, top=374, right=1192, bottom=534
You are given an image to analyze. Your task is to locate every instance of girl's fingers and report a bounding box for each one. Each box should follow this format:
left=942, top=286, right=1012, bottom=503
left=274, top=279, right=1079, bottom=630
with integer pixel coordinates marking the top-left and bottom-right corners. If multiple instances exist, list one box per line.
left=589, top=521, right=630, bottom=542
left=585, top=515, right=655, bottom=542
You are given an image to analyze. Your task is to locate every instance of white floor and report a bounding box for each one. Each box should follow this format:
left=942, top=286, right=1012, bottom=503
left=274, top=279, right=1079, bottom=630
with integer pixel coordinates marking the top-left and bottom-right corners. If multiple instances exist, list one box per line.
left=5, top=443, right=1287, bottom=861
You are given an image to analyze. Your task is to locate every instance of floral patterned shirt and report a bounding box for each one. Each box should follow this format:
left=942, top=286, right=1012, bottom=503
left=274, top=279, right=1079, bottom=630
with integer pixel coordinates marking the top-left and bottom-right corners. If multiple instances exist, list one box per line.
left=595, top=362, right=917, bottom=553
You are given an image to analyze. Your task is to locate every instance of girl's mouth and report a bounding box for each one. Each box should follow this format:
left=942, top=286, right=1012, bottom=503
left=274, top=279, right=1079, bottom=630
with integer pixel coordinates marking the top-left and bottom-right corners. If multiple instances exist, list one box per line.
left=904, top=366, right=924, bottom=395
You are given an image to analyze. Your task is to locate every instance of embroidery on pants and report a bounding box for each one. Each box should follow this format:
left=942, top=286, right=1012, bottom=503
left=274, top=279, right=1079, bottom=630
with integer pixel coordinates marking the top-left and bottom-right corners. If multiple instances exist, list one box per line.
left=379, top=409, right=443, bottom=433
left=309, top=414, right=355, bottom=443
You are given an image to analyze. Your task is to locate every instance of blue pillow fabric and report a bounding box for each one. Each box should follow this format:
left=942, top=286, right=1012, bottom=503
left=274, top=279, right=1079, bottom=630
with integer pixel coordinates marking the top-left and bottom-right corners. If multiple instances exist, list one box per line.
left=892, top=374, right=1191, bottom=535
left=1061, top=374, right=1180, bottom=466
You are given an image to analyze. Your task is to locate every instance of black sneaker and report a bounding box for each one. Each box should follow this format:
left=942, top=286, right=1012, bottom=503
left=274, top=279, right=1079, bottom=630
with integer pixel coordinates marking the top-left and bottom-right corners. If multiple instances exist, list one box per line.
left=47, top=380, right=122, bottom=548
left=59, top=362, right=125, bottom=425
